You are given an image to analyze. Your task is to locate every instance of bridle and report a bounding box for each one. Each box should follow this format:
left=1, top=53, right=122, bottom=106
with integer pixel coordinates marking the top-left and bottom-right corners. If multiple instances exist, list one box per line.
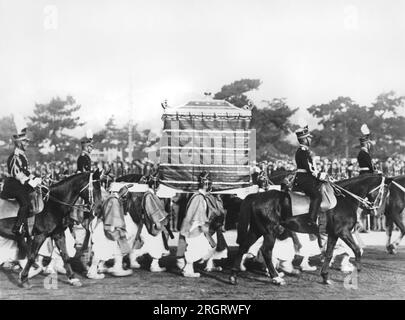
left=41, top=173, right=100, bottom=212
left=331, top=175, right=386, bottom=212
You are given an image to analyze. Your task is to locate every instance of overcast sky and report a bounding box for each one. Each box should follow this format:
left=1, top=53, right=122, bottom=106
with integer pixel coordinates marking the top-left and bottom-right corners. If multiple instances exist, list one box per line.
left=0, top=0, right=404, bottom=137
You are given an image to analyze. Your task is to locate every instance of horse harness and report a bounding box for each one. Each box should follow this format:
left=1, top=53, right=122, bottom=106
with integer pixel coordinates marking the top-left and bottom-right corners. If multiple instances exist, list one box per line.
left=330, top=176, right=386, bottom=213
left=41, top=173, right=99, bottom=213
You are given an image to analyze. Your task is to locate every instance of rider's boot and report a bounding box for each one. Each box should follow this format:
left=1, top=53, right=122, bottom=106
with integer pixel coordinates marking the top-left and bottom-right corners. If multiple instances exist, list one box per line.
left=308, top=197, right=322, bottom=233
left=12, top=213, right=28, bottom=237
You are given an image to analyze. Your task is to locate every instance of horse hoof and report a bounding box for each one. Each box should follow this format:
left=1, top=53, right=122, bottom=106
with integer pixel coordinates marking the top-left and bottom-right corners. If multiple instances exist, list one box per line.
left=240, top=265, right=246, bottom=272
left=87, top=272, right=105, bottom=280
left=290, top=268, right=301, bottom=276
left=205, top=267, right=222, bottom=272
left=272, top=277, right=286, bottom=286
left=323, top=279, right=334, bottom=285
left=183, top=272, right=200, bottom=278
left=20, top=280, right=32, bottom=289
left=387, top=244, right=397, bottom=254
left=229, top=276, right=237, bottom=285
left=69, top=278, right=82, bottom=287
left=28, top=267, right=43, bottom=279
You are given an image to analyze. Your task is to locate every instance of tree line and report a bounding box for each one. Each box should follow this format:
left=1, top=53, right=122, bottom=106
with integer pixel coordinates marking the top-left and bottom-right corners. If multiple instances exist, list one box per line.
left=0, top=79, right=403, bottom=163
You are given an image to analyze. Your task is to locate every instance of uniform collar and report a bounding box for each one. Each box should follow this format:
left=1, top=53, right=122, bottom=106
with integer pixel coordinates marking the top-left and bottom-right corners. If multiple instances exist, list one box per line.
left=299, top=144, right=309, bottom=150
left=14, top=147, right=26, bottom=156
left=198, top=189, right=208, bottom=195
left=82, top=150, right=91, bottom=157
left=360, top=147, right=369, bottom=153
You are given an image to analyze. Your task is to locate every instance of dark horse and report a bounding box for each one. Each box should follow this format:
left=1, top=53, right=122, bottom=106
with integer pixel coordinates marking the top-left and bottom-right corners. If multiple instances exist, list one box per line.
left=229, top=173, right=389, bottom=285
left=385, top=175, right=405, bottom=254
left=2, top=170, right=104, bottom=288
left=116, top=173, right=145, bottom=183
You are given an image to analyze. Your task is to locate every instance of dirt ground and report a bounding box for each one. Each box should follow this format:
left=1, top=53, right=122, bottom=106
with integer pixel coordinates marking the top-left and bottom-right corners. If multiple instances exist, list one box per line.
left=0, top=245, right=404, bottom=300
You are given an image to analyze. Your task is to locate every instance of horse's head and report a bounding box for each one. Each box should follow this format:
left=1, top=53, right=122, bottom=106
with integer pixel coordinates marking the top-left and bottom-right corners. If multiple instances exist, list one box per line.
left=338, top=173, right=387, bottom=213
left=78, top=169, right=104, bottom=222
left=257, top=172, right=270, bottom=190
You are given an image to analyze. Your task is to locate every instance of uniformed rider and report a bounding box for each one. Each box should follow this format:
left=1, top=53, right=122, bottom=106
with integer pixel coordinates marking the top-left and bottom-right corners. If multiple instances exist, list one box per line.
left=2, top=128, right=41, bottom=236
left=77, top=137, right=93, bottom=173
left=293, top=125, right=326, bottom=231
left=357, top=124, right=374, bottom=175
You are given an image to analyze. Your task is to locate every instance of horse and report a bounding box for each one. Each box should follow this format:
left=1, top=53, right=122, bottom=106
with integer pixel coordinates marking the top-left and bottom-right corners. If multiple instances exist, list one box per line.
left=385, top=175, right=405, bottom=254
left=116, top=174, right=144, bottom=183
left=229, top=173, right=389, bottom=285
left=15, top=169, right=104, bottom=288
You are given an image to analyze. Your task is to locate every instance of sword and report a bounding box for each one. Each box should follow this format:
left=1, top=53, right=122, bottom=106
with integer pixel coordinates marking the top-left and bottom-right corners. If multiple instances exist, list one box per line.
left=203, top=231, right=217, bottom=248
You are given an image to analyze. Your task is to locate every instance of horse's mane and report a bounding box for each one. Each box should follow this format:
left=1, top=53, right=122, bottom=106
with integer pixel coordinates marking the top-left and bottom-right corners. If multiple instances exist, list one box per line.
left=50, top=172, right=88, bottom=189
left=337, top=173, right=381, bottom=188
left=269, top=170, right=294, bottom=179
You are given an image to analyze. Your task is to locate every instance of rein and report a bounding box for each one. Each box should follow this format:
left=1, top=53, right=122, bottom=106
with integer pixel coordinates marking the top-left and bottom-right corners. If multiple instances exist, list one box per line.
left=330, top=176, right=385, bottom=211
left=392, top=181, right=405, bottom=194
left=40, top=173, right=99, bottom=210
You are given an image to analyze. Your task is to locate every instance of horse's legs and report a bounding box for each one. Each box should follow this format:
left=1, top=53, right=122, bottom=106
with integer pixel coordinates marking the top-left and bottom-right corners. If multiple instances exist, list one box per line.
left=19, top=233, right=47, bottom=287
left=229, top=231, right=259, bottom=285
left=261, top=233, right=285, bottom=285
left=339, top=229, right=363, bottom=273
left=389, top=212, right=405, bottom=252
left=52, top=232, right=82, bottom=287
left=320, top=234, right=338, bottom=285
left=385, top=215, right=394, bottom=253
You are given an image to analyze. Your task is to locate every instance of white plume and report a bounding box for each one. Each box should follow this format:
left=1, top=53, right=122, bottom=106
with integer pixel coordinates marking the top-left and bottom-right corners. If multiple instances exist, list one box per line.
left=86, top=129, right=93, bottom=139
left=13, top=114, right=27, bottom=133
left=360, top=124, right=370, bottom=135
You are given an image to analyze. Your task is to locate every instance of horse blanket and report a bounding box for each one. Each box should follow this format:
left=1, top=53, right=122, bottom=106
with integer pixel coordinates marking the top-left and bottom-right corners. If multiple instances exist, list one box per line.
left=0, top=189, right=44, bottom=220
left=290, top=182, right=337, bottom=216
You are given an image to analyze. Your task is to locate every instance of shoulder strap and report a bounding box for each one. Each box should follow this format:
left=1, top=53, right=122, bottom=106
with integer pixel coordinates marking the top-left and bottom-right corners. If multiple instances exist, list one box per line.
left=186, top=192, right=208, bottom=217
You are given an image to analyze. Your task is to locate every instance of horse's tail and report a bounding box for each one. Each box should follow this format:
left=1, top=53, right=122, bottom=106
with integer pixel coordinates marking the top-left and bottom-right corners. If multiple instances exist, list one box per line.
left=236, top=197, right=253, bottom=246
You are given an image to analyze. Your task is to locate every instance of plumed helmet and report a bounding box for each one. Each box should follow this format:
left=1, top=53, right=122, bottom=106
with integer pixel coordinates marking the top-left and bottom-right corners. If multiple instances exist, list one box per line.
left=81, top=129, right=94, bottom=148
left=359, top=124, right=372, bottom=147
left=295, top=125, right=312, bottom=140
left=13, top=127, right=29, bottom=142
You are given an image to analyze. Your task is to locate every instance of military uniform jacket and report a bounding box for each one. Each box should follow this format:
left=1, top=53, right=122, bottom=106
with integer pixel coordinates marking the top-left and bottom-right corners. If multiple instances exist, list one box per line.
left=295, top=145, right=318, bottom=178
left=77, top=152, right=92, bottom=172
left=357, top=149, right=374, bottom=174
left=7, top=147, right=31, bottom=184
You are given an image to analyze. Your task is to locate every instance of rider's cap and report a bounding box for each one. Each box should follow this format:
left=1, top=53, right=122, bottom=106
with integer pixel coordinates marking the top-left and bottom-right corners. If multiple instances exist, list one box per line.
left=13, top=128, right=29, bottom=141
left=295, top=125, right=312, bottom=139
left=359, top=124, right=371, bottom=143
left=81, top=137, right=93, bottom=147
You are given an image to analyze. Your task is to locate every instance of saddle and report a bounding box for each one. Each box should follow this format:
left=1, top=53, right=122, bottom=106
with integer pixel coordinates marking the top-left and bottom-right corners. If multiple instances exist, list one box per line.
left=0, top=189, right=44, bottom=220
left=289, top=182, right=337, bottom=216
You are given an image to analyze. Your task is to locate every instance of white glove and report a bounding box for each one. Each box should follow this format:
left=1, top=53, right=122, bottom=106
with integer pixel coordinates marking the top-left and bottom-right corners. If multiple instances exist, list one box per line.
left=28, top=178, right=41, bottom=188
left=318, top=172, right=327, bottom=181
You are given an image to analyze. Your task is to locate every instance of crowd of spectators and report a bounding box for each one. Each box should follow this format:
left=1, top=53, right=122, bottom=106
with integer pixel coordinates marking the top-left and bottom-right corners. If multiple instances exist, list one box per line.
left=252, top=156, right=405, bottom=181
